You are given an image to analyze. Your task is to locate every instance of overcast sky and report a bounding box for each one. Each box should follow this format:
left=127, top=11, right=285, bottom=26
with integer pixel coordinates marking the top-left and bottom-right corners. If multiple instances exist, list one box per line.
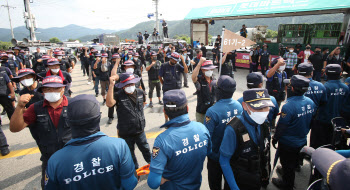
left=0, top=0, right=242, bottom=30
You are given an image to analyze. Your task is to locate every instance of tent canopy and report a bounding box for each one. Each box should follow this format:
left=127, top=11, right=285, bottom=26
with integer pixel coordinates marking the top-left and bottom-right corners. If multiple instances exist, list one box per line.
left=185, top=0, right=350, bottom=20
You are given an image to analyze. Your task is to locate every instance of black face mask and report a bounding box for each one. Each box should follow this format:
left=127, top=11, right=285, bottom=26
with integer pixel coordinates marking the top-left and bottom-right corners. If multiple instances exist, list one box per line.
left=315, top=51, right=321, bottom=54
left=306, top=47, right=311, bottom=50
left=169, top=61, right=176, bottom=66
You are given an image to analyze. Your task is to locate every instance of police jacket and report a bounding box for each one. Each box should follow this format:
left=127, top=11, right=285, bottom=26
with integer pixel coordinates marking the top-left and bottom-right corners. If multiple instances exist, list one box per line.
left=0, top=73, right=10, bottom=96
left=147, top=60, right=161, bottom=81
left=115, top=88, right=145, bottom=138
left=252, top=50, right=260, bottom=63
left=32, top=98, right=72, bottom=161
left=227, top=115, right=269, bottom=189
left=5, top=60, right=17, bottom=77
left=266, top=70, right=287, bottom=102
left=195, top=76, right=216, bottom=114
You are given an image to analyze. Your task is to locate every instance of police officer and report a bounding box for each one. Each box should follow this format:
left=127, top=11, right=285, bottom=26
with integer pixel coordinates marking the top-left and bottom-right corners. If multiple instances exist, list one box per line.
left=266, top=58, right=288, bottom=107
left=204, top=76, right=242, bottom=190
left=313, top=64, right=349, bottom=148
left=250, top=45, right=261, bottom=72
left=53, top=51, right=71, bottom=73
left=220, top=52, right=234, bottom=78
left=220, top=89, right=275, bottom=190
left=0, top=68, right=15, bottom=156
left=45, top=94, right=137, bottom=190
left=4, top=50, right=19, bottom=77
left=159, top=52, right=188, bottom=93
left=106, top=72, right=151, bottom=170
left=39, top=58, right=72, bottom=97
left=238, top=72, right=279, bottom=131
left=259, top=43, right=271, bottom=76
left=271, top=75, right=316, bottom=189
left=33, top=55, right=50, bottom=74
left=147, top=89, right=211, bottom=190
left=192, top=58, right=217, bottom=123
left=0, top=53, right=14, bottom=79
left=10, top=75, right=71, bottom=189
left=311, top=148, right=350, bottom=190
left=146, top=52, right=163, bottom=107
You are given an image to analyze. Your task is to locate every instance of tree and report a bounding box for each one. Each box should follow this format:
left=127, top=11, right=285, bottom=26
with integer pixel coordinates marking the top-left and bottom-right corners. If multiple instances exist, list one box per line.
left=49, top=37, right=61, bottom=43
left=174, top=35, right=190, bottom=45
left=68, top=39, right=81, bottom=42
left=208, top=34, right=213, bottom=45
left=0, top=41, right=12, bottom=51
left=266, top=29, right=278, bottom=38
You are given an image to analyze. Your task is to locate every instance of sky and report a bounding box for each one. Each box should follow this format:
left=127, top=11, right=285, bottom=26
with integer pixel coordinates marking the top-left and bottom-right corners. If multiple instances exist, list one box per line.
left=0, top=0, right=244, bottom=30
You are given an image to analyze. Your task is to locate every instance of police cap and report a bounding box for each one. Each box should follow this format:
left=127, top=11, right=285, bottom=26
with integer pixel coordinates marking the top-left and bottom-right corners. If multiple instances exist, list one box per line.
left=67, top=94, right=101, bottom=125
left=283, top=75, right=310, bottom=90
left=243, top=88, right=274, bottom=109
left=325, top=64, right=342, bottom=75
left=217, top=75, right=236, bottom=93
left=298, top=63, right=314, bottom=75
left=247, top=72, right=265, bottom=86
left=163, top=89, right=187, bottom=108
left=312, top=148, right=350, bottom=190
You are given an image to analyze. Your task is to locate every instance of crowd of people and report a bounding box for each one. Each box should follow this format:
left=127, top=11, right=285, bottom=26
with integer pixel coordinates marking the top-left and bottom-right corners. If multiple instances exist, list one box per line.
left=0, top=38, right=349, bottom=190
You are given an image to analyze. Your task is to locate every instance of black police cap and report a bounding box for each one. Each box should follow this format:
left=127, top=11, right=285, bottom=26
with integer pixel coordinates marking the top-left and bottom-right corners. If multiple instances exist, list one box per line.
left=163, top=89, right=187, bottom=108
left=283, top=75, right=310, bottom=89
left=325, top=64, right=342, bottom=75
left=217, top=75, right=236, bottom=92
left=298, top=63, right=314, bottom=75
left=247, top=72, right=264, bottom=86
left=243, top=88, right=274, bottom=109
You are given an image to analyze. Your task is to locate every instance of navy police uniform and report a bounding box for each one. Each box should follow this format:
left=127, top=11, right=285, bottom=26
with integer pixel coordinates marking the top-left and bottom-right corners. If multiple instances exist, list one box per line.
left=148, top=90, right=211, bottom=190
left=313, top=64, right=349, bottom=148
left=204, top=76, right=242, bottom=190
left=272, top=75, right=316, bottom=189
left=45, top=95, right=137, bottom=190
left=220, top=89, right=275, bottom=190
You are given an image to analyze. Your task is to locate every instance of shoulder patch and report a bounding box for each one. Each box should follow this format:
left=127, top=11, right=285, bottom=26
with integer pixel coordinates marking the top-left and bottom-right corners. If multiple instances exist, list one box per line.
left=205, top=116, right=211, bottom=123
left=152, top=147, right=160, bottom=159
left=45, top=172, right=49, bottom=186
left=281, top=112, right=287, bottom=118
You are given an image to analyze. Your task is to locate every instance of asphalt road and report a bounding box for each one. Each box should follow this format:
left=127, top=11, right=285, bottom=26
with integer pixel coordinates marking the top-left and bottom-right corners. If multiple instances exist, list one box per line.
left=0, top=61, right=311, bottom=190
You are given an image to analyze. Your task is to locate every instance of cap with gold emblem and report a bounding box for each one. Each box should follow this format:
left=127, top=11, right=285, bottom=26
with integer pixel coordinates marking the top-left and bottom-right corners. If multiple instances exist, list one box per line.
left=243, top=88, right=275, bottom=109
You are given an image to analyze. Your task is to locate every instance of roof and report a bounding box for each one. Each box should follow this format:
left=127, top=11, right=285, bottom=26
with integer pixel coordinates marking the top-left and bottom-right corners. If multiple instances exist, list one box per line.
left=185, top=0, right=350, bottom=20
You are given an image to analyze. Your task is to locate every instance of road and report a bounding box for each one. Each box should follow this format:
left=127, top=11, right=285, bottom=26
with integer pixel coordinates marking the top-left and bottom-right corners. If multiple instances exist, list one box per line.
left=0, top=61, right=311, bottom=190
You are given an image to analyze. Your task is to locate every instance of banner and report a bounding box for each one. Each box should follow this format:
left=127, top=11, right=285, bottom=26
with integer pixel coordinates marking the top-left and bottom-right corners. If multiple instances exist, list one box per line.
left=235, top=53, right=279, bottom=69
left=222, top=29, right=256, bottom=53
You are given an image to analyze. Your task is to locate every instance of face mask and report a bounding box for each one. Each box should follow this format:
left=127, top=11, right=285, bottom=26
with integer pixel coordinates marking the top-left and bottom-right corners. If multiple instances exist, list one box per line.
left=278, top=65, right=286, bottom=71
left=134, top=58, right=138, bottom=61
left=8, top=54, right=13, bottom=58
left=128, top=55, right=132, bottom=58
left=246, top=105, right=269, bottom=125
left=315, top=50, right=321, bottom=54
left=126, top=68, right=134, bottom=73
left=21, top=78, right=34, bottom=87
left=51, top=68, right=60, bottom=73
left=326, top=51, right=329, bottom=54
left=44, top=92, right=62, bottom=103
left=306, top=47, right=311, bottom=49
left=125, top=85, right=135, bottom=94
left=205, top=70, right=213, bottom=77
left=289, top=50, right=294, bottom=53
left=57, top=56, right=63, bottom=60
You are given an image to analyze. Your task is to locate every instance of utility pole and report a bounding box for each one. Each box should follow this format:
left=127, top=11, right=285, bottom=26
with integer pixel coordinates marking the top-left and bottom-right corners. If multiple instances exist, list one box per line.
left=153, top=0, right=159, bottom=32
left=23, top=0, right=36, bottom=41
left=1, top=0, right=16, bottom=39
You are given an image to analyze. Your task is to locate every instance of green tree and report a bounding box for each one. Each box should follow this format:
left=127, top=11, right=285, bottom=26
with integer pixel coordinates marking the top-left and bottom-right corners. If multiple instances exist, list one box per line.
left=49, top=37, right=61, bottom=43
left=208, top=34, right=213, bottom=45
left=174, top=35, right=190, bottom=45
left=266, top=29, right=278, bottom=38
left=68, top=38, right=81, bottom=42
left=0, top=41, right=12, bottom=51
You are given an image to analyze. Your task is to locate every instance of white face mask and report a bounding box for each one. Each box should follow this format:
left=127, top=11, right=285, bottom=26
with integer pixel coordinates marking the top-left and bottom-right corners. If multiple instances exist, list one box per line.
left=205, top=70, right=213, bottom=77
left=8, top=54, right=13, bottom=58
left=246, top=104, right=269, bottom=125
left=128, top=55, right=132, bottom=58
left=126, top=68, right=134, bottom=73
left=278, top=65, right=286, bottom=71
left=57, top=56, right=63, bottom=60
left=289, top=50, right=293, bottom=53
left=51, top=68, right=60, bottom=73
left=125, top=85, right=136, bottom=94
left=134, top=58, right=138, bottom=61
left=21, top=78, right=34, bottom=87
left=44, top=92, right=62, bottom=103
